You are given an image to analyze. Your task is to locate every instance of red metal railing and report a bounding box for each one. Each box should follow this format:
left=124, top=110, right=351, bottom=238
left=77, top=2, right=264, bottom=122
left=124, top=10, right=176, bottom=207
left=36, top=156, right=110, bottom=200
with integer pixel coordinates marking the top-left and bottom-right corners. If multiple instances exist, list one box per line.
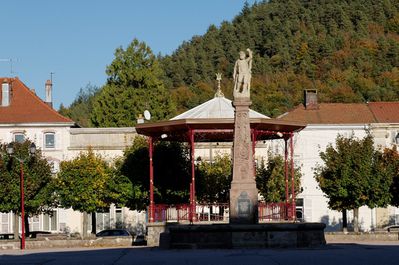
left=258, top=202, right=294, bottom=222
left=151, top=202, right=293, bottom=223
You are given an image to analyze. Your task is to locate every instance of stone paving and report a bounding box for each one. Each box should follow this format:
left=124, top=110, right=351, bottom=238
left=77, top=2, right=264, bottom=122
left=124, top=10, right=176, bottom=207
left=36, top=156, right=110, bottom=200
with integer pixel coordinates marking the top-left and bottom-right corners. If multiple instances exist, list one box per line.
left=1, top=242, right=399, bottom=265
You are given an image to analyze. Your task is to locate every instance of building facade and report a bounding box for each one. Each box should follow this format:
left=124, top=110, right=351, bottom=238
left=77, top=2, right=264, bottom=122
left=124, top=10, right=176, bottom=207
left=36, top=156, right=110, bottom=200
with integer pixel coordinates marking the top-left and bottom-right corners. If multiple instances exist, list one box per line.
left=0, top=77, right=144, bottom=236
left=2, top=78, right=399, bottom=234
left=279, top=92, right=399, bottom=231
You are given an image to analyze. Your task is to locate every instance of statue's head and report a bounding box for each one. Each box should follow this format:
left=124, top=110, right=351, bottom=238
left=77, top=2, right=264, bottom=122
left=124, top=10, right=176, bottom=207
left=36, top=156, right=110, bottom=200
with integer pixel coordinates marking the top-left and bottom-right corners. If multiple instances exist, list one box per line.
left=239, top=51, right=246, bottom=59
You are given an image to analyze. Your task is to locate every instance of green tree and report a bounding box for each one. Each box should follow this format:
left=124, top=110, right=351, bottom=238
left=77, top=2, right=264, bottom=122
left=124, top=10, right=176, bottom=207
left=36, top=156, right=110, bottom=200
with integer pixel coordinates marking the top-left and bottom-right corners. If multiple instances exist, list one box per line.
left=91, top=84, right=175, bottom=127
left=0, top=140, right=55, bottom=237
left=383, top=146, right=399, bottom=207
left=55, top=149, right=132, bottom=237
left=91, top=39, right=176, bottom=127
left=195, top=154, right=232, bottom=204
left=314, top=133, right=392, bottom=232
left=256, top=152, right=302, bottom=203
left=119, top=137, right=191, bottom=207
left=59, top=83, right=99, bottom=127
left=106, top=38, right=164, bottom=89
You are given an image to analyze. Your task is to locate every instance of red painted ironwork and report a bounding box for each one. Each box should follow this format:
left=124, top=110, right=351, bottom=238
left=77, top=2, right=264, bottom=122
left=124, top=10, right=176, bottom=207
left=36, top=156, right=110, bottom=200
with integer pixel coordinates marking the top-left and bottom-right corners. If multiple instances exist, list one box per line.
left=290, top=133, right=296, bottom=221
left=188, top=129, right=196, bottom=222
left=152, top=203, right=292, bottom=223
left=196, top=203, right=228, bottom=221
left=258, top=202, right=290, bottom=221
left=148, top=137, right=154, bottom=223
left=20, top=162, right=25, bottom=249
left=284, top=138, right=289, bottom=219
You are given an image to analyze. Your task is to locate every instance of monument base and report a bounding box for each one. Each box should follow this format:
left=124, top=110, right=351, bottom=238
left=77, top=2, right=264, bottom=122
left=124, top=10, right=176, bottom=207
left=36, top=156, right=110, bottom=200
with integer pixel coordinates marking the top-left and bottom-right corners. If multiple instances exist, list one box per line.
left=160, top=223, right=326, bottom=249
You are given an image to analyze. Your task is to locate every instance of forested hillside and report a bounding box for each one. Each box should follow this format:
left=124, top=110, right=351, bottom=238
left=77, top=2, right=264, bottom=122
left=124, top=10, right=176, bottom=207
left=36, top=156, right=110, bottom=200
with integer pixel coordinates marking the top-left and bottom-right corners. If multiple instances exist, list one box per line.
left=61, top=0, right=399, bottom=126
left=162, top=0, right=399, bottom=117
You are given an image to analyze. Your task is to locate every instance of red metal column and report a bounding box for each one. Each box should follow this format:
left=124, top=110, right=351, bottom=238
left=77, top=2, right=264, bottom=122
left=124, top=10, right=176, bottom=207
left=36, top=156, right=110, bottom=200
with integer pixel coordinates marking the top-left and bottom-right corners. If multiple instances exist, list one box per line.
left=20, top=162, right=25, bottom=250
left=290, top=133, right=296, bottom=221
left=189, top=129, right=196, bottom=222
left=284, top=138, right=289, bottom=219
left=148, top=137, right=155, bottom=223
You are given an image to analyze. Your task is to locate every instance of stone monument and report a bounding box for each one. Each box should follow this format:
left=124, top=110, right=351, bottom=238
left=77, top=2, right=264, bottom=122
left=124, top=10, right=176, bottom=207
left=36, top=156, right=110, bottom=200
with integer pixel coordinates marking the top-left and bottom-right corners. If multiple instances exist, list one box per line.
left=156, top=49, right=326, bottom=249
left=229, top=48, right=258, bottom=224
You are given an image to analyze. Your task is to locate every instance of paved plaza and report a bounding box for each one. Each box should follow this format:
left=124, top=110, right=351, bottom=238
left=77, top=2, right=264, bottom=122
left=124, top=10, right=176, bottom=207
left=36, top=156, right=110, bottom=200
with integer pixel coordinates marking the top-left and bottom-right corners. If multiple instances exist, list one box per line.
left=1, top=242, right=399, bottom=265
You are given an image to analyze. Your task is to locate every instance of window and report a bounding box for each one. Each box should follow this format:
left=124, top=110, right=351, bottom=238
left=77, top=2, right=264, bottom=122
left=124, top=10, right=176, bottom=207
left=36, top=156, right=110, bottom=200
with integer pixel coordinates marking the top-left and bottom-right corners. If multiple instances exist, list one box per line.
left=14, top=133, right=25, bottom=143
left=43, top=211, right=57, bottom=231
left=44, top=133, right=55, bottom=148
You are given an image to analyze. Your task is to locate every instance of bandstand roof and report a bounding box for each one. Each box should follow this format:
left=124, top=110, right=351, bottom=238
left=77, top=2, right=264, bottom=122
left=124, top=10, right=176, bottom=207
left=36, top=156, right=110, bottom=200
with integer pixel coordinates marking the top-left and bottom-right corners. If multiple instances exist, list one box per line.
left=136, top=94, right=306, bottom=142
left=171, top=95, right=269, bottom=120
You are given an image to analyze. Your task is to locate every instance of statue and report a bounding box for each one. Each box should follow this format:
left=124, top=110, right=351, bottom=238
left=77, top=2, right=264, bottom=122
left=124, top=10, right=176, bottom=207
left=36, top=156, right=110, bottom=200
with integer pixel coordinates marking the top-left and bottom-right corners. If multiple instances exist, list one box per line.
left=233, top=48, right=253, bottom=99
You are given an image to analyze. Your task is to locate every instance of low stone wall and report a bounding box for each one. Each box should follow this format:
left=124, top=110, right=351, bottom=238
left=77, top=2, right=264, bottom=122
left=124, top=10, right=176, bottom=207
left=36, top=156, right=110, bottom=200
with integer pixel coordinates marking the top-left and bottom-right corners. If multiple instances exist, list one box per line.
left=147, top=222, right=170, bottom=247
left=161, top=223, right=326, bottom=249
left=0, top=237, right=132, bottom=250
left=326, top=232, right=399, bottom=242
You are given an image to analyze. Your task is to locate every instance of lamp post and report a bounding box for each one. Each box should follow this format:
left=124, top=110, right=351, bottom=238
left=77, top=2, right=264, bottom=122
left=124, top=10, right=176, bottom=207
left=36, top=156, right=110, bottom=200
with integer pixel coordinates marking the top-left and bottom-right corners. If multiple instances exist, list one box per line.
left=6, top=142, right=36, bottom=250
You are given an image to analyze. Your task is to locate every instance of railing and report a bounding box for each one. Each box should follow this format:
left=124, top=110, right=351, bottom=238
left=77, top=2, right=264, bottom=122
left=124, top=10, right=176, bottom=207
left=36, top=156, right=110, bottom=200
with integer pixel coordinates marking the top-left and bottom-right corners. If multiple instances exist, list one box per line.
left=152, top=202, right=293, bottom=223
left=258, top=202, right=293, bottom=222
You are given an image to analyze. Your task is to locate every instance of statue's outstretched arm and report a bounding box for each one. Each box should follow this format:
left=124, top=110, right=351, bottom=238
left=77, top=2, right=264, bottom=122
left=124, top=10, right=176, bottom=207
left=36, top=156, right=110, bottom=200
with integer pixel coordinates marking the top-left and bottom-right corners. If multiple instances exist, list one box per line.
left=246, top=48, right=253, bottom=59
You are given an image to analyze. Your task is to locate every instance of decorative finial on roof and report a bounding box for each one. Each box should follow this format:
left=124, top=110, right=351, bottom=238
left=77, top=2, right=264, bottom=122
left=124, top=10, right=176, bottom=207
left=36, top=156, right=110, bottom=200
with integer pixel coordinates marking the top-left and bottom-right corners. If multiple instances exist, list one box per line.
left=215, top=73, right=224, bottom=97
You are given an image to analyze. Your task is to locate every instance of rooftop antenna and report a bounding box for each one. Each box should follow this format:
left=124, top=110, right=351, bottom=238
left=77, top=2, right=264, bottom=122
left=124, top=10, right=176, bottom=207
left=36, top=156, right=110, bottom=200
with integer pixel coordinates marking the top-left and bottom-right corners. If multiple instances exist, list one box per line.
left=0, top=58, right=19, bottom=75
left=50, top=72, right=55, bottom=83
left=215, top=73, right=224, bottom=97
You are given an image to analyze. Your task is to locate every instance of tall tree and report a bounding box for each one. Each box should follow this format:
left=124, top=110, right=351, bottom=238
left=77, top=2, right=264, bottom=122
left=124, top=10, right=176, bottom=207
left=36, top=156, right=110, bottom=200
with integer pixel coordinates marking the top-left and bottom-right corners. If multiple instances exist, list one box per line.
left=0, top=141, right=55, bottom=237
left=314, top=133, right=392, bottom=232
left=91, top=39, right=176, bottom=127
left=55, top=149, right=132, bottom=237
left=106, top=38, right=164, bottom=89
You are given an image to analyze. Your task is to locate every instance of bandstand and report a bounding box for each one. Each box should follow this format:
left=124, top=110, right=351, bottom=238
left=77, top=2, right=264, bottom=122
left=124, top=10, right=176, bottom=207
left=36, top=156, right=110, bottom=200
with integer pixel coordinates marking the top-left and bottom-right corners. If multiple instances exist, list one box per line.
left=135, top=90, right=306, bottom=224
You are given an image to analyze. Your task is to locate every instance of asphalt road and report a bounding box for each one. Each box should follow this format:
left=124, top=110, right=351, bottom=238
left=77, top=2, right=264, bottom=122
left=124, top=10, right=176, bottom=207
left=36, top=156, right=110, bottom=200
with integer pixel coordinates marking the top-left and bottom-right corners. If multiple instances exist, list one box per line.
left=1, top=242, right=399, bottom=265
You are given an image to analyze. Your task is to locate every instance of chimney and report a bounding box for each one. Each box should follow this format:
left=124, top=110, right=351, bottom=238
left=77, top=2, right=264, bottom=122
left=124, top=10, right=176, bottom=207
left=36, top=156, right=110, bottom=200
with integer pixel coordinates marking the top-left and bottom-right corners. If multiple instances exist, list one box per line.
left=304, top=89, right=318, bottom=110
left=1, top=79, right=10, bottom=107
left=45, top=79, right=52, bottom=108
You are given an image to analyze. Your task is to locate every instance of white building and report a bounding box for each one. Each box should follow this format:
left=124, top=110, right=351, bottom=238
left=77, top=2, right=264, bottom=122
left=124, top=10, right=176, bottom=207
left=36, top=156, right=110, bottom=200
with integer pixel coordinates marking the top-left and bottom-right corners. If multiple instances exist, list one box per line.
left=278, top=91, right=399, bottom=231
left=0, top=77, right=144, bottom=236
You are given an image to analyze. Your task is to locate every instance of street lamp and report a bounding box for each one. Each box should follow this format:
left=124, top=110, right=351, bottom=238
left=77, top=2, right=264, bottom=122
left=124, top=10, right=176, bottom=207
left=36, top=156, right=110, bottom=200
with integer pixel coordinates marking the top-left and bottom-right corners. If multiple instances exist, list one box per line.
left=6, top=142, right=36, bottom=250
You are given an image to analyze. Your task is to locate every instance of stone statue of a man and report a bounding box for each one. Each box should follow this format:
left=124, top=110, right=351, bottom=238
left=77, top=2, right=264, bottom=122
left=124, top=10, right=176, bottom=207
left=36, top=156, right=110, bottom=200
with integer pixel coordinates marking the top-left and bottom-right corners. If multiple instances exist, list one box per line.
left=233, top=48, right=253, bottom=98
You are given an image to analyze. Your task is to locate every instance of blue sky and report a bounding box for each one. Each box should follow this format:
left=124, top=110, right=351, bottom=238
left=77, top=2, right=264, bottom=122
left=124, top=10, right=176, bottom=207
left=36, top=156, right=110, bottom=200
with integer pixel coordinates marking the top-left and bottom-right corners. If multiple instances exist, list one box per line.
left=0, top=0, right=256, bottom=109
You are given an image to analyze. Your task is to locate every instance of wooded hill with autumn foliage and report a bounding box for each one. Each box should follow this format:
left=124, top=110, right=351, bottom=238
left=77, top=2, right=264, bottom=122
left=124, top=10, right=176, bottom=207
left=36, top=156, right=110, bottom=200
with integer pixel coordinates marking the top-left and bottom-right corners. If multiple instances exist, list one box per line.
left=60, top=0, right=399, bottom=127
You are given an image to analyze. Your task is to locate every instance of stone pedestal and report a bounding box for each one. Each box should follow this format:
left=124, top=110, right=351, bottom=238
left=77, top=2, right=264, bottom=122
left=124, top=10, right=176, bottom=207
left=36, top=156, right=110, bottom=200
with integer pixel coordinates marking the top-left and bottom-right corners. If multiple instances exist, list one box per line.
left=229, top=98, right=258, bottom=224
left=161, top=223, right=327, bottom=249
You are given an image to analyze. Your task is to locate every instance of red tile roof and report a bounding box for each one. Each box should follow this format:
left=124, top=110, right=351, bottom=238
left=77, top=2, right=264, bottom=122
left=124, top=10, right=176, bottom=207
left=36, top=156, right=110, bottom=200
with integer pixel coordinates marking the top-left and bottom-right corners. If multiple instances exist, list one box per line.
left=0, top=77, right=74, bottom=124
left=278, top=103, right=377, bottom=124
left=367, top=102, right=399, bottom=123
